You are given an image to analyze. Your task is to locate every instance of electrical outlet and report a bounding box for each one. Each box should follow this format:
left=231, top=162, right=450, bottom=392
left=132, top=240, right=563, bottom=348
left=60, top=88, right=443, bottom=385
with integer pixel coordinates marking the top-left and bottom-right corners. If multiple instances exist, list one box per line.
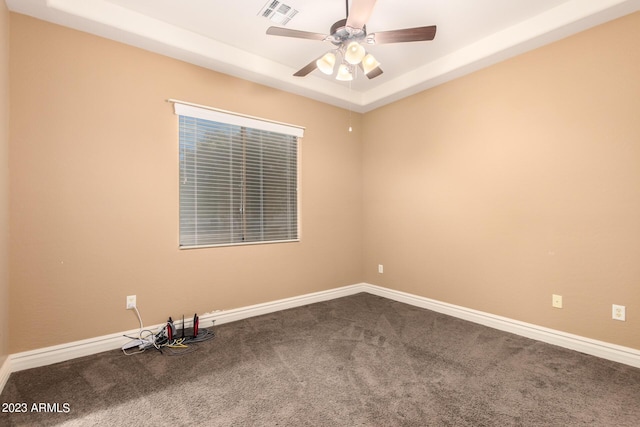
left=552, top=294, right=563, bottom=309
left=126, top=295, right=136, bottom=310
left=612, top=304, right=626, bottom=321
left=378, top=264, right=384, bottom=274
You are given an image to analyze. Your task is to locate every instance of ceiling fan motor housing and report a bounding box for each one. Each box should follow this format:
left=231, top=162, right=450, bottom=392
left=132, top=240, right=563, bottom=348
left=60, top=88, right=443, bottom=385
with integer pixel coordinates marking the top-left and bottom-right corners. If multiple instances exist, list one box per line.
left=329, top=19, right=367, bottom=46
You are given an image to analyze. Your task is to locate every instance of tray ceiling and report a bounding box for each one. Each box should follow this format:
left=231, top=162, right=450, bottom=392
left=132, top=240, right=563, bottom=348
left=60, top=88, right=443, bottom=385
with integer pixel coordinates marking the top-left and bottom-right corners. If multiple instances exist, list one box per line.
left=7, top=0, right=640, bottom=112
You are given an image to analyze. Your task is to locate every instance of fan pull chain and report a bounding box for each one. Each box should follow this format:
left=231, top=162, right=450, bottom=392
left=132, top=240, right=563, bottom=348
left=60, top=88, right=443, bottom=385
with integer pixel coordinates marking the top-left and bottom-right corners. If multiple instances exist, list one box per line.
left=348, top=80, right=353, bottom=132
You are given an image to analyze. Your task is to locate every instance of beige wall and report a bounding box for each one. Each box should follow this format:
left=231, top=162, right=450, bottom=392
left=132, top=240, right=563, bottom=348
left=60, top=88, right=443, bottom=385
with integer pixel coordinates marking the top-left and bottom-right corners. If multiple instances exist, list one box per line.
left=8, top=14, right=363, bottom=352
left=362, top=12, right=640, bottom=349
left=0, top=1, right=9, bottom=363
left=7, top=11, right=640, bottom=354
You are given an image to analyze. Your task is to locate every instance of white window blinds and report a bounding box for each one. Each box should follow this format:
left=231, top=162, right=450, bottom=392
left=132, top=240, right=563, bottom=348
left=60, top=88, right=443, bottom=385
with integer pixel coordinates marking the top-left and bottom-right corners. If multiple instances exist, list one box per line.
left=174, top=101, right=303, bottom=248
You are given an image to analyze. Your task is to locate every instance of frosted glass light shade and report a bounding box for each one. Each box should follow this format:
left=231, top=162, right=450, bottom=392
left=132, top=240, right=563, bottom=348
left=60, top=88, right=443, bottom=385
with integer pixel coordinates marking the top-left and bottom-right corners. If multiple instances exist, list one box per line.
left=344, top=41, right=366, bottom=65
left=316, top=52, right=336, bottom=75
left=336, top=64, right=353, bottom=81
left=362, top=53, right=380, bottom=75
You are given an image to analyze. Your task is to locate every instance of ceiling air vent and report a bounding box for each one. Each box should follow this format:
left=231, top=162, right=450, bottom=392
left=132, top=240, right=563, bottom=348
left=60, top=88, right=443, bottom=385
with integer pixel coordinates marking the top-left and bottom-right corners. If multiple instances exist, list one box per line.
left=258, top=1, right=299, bottom=26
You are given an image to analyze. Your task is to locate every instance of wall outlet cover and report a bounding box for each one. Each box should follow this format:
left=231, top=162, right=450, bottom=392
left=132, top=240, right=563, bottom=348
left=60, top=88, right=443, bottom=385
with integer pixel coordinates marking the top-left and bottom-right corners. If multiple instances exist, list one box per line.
left=552, top=294, right=563, bottom=309
left=126, top=295, right=137, bottom=310
left=612, top=304, right=626, bottom=321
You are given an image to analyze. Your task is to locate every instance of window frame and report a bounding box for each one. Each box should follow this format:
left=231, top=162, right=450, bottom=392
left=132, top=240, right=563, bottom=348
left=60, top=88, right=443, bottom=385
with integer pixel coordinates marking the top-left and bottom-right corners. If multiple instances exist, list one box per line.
left=172, top=100, right=304, bottom=249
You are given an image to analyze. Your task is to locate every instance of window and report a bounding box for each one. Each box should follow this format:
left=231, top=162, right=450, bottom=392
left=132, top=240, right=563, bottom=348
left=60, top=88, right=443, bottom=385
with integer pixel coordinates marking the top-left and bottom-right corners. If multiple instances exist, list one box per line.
left=173, top=101, right=304, bottom=248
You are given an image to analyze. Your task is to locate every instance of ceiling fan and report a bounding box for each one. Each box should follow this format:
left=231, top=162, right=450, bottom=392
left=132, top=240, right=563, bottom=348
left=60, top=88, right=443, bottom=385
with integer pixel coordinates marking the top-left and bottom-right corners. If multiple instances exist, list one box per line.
left=265, top=0, right=437, bottom=81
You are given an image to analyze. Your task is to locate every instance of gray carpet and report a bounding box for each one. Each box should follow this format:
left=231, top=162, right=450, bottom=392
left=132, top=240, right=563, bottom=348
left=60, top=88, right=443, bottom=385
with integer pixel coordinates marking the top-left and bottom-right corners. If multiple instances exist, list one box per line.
left=1, top=293, right=639, bottom=426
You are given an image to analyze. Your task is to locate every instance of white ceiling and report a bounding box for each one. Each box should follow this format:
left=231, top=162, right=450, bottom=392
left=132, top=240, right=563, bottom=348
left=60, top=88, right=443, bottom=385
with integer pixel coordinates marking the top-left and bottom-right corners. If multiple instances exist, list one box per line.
left=7, top=0, right=640, bottom=112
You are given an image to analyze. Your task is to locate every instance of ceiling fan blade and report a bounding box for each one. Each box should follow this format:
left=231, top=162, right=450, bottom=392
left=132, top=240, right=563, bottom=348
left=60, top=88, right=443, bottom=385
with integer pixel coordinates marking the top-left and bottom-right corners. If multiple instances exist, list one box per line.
left=346, top=0, right=377, bottom=30
left=369, top=25, right=437, bottom=44
left=293, top=56, right=322, bottom=77
left=266, top=26, right=328, bottom=41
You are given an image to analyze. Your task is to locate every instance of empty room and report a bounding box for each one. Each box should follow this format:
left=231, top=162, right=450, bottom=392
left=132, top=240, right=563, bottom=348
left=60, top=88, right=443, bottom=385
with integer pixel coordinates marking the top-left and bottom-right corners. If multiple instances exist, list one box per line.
left=1, top=0, right=639, bottom=425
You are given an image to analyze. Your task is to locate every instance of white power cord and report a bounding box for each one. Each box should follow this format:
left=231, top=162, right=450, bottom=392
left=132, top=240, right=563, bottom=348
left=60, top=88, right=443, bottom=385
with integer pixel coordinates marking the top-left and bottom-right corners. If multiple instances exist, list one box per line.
left=122, top=305, right=164, bottom=355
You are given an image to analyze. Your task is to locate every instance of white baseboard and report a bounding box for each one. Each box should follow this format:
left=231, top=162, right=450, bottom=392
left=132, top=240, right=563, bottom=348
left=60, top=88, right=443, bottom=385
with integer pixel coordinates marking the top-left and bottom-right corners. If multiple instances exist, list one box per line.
left=7, top=284, right=369, bottom=375
left=363, top=283, right=640, bottom=369
left=199, top=283, right=368, bottom=327
left=2, top=282, right=638, bottom=396
left=9, top=329, right=149, bottom=373
left=0, top=355, right=10, bottom=393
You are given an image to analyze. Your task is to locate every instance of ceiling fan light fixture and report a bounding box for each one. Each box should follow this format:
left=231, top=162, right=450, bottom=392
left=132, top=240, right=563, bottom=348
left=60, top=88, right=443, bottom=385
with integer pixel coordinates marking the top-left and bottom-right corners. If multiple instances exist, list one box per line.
left=316, top=52, right=336, bottom=75
left=361, top=53, right=380, bottom=75
left=266, top=0, right=437, bottom=81
left=344, top=41, right=366, bottom=65
left=335, top=63, right=353, bottom=81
